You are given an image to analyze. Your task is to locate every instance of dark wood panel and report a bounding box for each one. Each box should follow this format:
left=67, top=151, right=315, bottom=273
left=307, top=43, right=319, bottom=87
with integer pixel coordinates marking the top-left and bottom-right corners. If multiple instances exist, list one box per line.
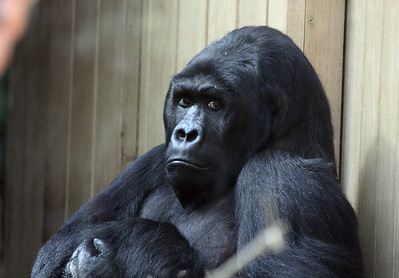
left=120, top=0, right=142, bottom=169
left=92, top=0, right=126, bottom=195
left=67, top=0, right=98, bottom=217
left=42, top=0, right=74, bottom=241
left=3, top=2, right=51, bottom=276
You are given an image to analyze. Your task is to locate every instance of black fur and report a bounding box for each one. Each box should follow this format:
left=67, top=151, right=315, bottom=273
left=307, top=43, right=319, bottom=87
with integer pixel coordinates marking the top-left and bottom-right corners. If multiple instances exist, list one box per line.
left=32, top=26, right=362, bottom=278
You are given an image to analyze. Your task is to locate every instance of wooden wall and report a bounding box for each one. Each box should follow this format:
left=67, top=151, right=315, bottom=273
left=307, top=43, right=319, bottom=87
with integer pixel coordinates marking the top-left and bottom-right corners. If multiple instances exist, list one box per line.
left=3, top=0, right=347, bottom=277
left=341, top=0, right=399, bottom=277
left=138, top=0, right=345, bottom=160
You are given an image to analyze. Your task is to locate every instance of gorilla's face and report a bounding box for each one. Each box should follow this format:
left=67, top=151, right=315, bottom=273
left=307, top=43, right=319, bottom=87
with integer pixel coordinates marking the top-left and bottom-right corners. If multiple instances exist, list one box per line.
left=164, top=66, right=272, bottom=208
left=162, top=27, right=290, bottom=209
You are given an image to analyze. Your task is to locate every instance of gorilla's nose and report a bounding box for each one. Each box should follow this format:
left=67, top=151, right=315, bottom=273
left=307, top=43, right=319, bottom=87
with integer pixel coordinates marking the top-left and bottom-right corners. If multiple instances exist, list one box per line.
left=172, top=121, right=203, bottom=147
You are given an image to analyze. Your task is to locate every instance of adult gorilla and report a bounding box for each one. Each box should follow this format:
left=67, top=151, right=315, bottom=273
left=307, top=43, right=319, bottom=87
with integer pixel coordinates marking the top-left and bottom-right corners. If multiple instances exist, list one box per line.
left=32, top=26, right=363, bottom=278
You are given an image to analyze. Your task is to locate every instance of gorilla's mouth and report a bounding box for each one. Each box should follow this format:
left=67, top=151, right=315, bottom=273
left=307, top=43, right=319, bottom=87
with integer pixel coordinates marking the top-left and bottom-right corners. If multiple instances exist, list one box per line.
left=167, top=158, right=210, bottom=170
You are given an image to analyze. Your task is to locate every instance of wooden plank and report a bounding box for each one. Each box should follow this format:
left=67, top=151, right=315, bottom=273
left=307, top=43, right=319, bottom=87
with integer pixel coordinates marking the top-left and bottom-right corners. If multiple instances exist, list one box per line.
left=387, top=5, right=399, bottom=278
left=207, top=0, right=237, bottom=43
left=120, top=0, right=142, bottom=168
left=92, top=0, right=125, bottom=195
left=42, top=0, right=75, bottom=240
left=238, top=0, right=268, bottom=27
left=358, top=0, right=384, bottom=276
left=267, top=0, right=288, bottom=33
left=353, top=1, right=384, bottom=277
left=138, top=0, right=179, bottom=156
left=374, top=1, right=398, bottom=276
left=66, top=0, right=98, bottom=217
left=286, top=0, right=305, bottom=50
left=3, top=25, right=29, bottom=278
left=343, top=1, right=399, bottom=277
left=3, top=2, right=50, bottom=275
left=304, top=0, right=345, bottom=167
left=341, top=0, right=367, bottom=209
left=396, top=118, right=399, bottom=278
left=20, top=4, right=52, bottom=270
left=176, top=0, right=207, bottom=72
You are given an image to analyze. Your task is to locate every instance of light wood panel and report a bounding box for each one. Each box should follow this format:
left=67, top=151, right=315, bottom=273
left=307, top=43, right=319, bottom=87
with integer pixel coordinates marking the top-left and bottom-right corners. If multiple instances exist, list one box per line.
left=207, top=0, right=237, bottom=43
left=342, top=0, right=399, bottom=277
left=374, top=1, right=398, bottom=276
left=341, top=0, right=366, bottom=209
left=176, top=0, right=207, bottom=71
left=344, top=1, right=379, bottom=276
left=304, top=0, right=345, bottom=166
left=238, top=0, right=268, bottom=27
left=286, top=0, right=305, bottom=50
left=138, top=0, right=179, bottom=156
left=268, top=0, right=288, bottom=33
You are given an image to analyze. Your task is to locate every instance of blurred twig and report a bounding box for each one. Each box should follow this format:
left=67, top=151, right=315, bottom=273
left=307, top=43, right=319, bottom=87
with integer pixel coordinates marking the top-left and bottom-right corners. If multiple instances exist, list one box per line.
left=205, top=221, right=287, bottom=278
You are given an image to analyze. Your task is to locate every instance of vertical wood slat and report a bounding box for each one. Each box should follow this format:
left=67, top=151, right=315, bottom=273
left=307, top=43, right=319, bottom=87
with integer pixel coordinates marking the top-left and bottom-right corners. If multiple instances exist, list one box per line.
left=3, top=34, right=28, bottom=278
left=3, top=21, right=31, bottom=278
left=359, top=0, right=382, bottom=275
left=3, top=2, right=51, bottom=275
left=349, top=1, right=382, bottom=277
left=304, top=0, right=345, bottom=166
left=43, top=0, right=75, bottom=241
left=396, top=131, right=399, bottom=278
left=341, top=1, right=367, bottom=209
left=67, top=0, right=98, bottom=217
left=286, top=0, right=305, bottom=51
left=92, top=0, right=126, bottom=195
left=343, top=0, right=399, bottom=277
left=120, top=0, right=142, bottom=168
left=238, top=0, right=268, bottom=27
left=267, top=0, right=288, bottom=33
left=207, top=0, right=237, bottom=44
left=374, top=1, right=398, bottom=276
left=23, top=7, right=49, bottom=266
left=176, top=0, right=207, bottom=72
left=138, top=0, right=179, bottom=156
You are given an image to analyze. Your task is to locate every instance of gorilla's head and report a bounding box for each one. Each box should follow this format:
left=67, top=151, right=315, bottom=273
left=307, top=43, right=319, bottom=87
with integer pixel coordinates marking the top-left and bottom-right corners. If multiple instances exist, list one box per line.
left=163, top=26, right=334, bottom=208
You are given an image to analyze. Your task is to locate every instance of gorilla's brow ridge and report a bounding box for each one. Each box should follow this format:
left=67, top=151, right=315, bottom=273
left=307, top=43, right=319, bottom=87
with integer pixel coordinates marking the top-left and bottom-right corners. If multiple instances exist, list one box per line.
left=173, top=80, right=225, bottom=96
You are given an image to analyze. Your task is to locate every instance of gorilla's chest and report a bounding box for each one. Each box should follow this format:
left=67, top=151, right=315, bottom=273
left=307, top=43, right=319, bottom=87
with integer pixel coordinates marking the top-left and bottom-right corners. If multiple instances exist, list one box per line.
left=140, top=186, right=237, bottom=268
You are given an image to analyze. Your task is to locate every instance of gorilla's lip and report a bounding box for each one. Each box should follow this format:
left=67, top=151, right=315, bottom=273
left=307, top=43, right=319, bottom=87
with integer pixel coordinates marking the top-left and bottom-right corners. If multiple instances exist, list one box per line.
left=167, top=158, right=211, bottom=170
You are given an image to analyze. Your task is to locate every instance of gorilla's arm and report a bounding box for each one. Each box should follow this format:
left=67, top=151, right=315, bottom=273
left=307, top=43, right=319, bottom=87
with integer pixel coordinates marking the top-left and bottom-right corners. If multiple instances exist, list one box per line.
left=63, top=219, right=204, bottom=278
left=32, top=144, right=169, bottom=277
left=235, top=151, right=363, bottom=278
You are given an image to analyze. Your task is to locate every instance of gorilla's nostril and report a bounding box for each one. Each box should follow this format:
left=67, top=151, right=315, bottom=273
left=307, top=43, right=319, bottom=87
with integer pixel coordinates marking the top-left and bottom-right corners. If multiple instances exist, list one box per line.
left=186, top=130, right=198, bottom=142
left=174, top=128, right=199, bottom=143
left=175, top=129, right=186, bottom=140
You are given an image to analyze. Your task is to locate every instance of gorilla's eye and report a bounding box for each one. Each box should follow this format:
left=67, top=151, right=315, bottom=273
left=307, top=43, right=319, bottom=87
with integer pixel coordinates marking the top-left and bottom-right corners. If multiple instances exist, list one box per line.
left=178, top=98, right=193, bottom=108
left=208, top=100, right=221, bottom=110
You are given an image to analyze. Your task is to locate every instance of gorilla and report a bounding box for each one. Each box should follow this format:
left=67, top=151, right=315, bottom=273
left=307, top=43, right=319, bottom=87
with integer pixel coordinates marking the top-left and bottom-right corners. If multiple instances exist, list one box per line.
left=32, top=26, right=363, bottom=278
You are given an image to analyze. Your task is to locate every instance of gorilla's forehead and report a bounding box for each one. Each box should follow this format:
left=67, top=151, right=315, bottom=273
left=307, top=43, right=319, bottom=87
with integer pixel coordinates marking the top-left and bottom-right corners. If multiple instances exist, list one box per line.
left=171, top=76, right=228, bottom=95
left=173, top=50, right=259, bottom=95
